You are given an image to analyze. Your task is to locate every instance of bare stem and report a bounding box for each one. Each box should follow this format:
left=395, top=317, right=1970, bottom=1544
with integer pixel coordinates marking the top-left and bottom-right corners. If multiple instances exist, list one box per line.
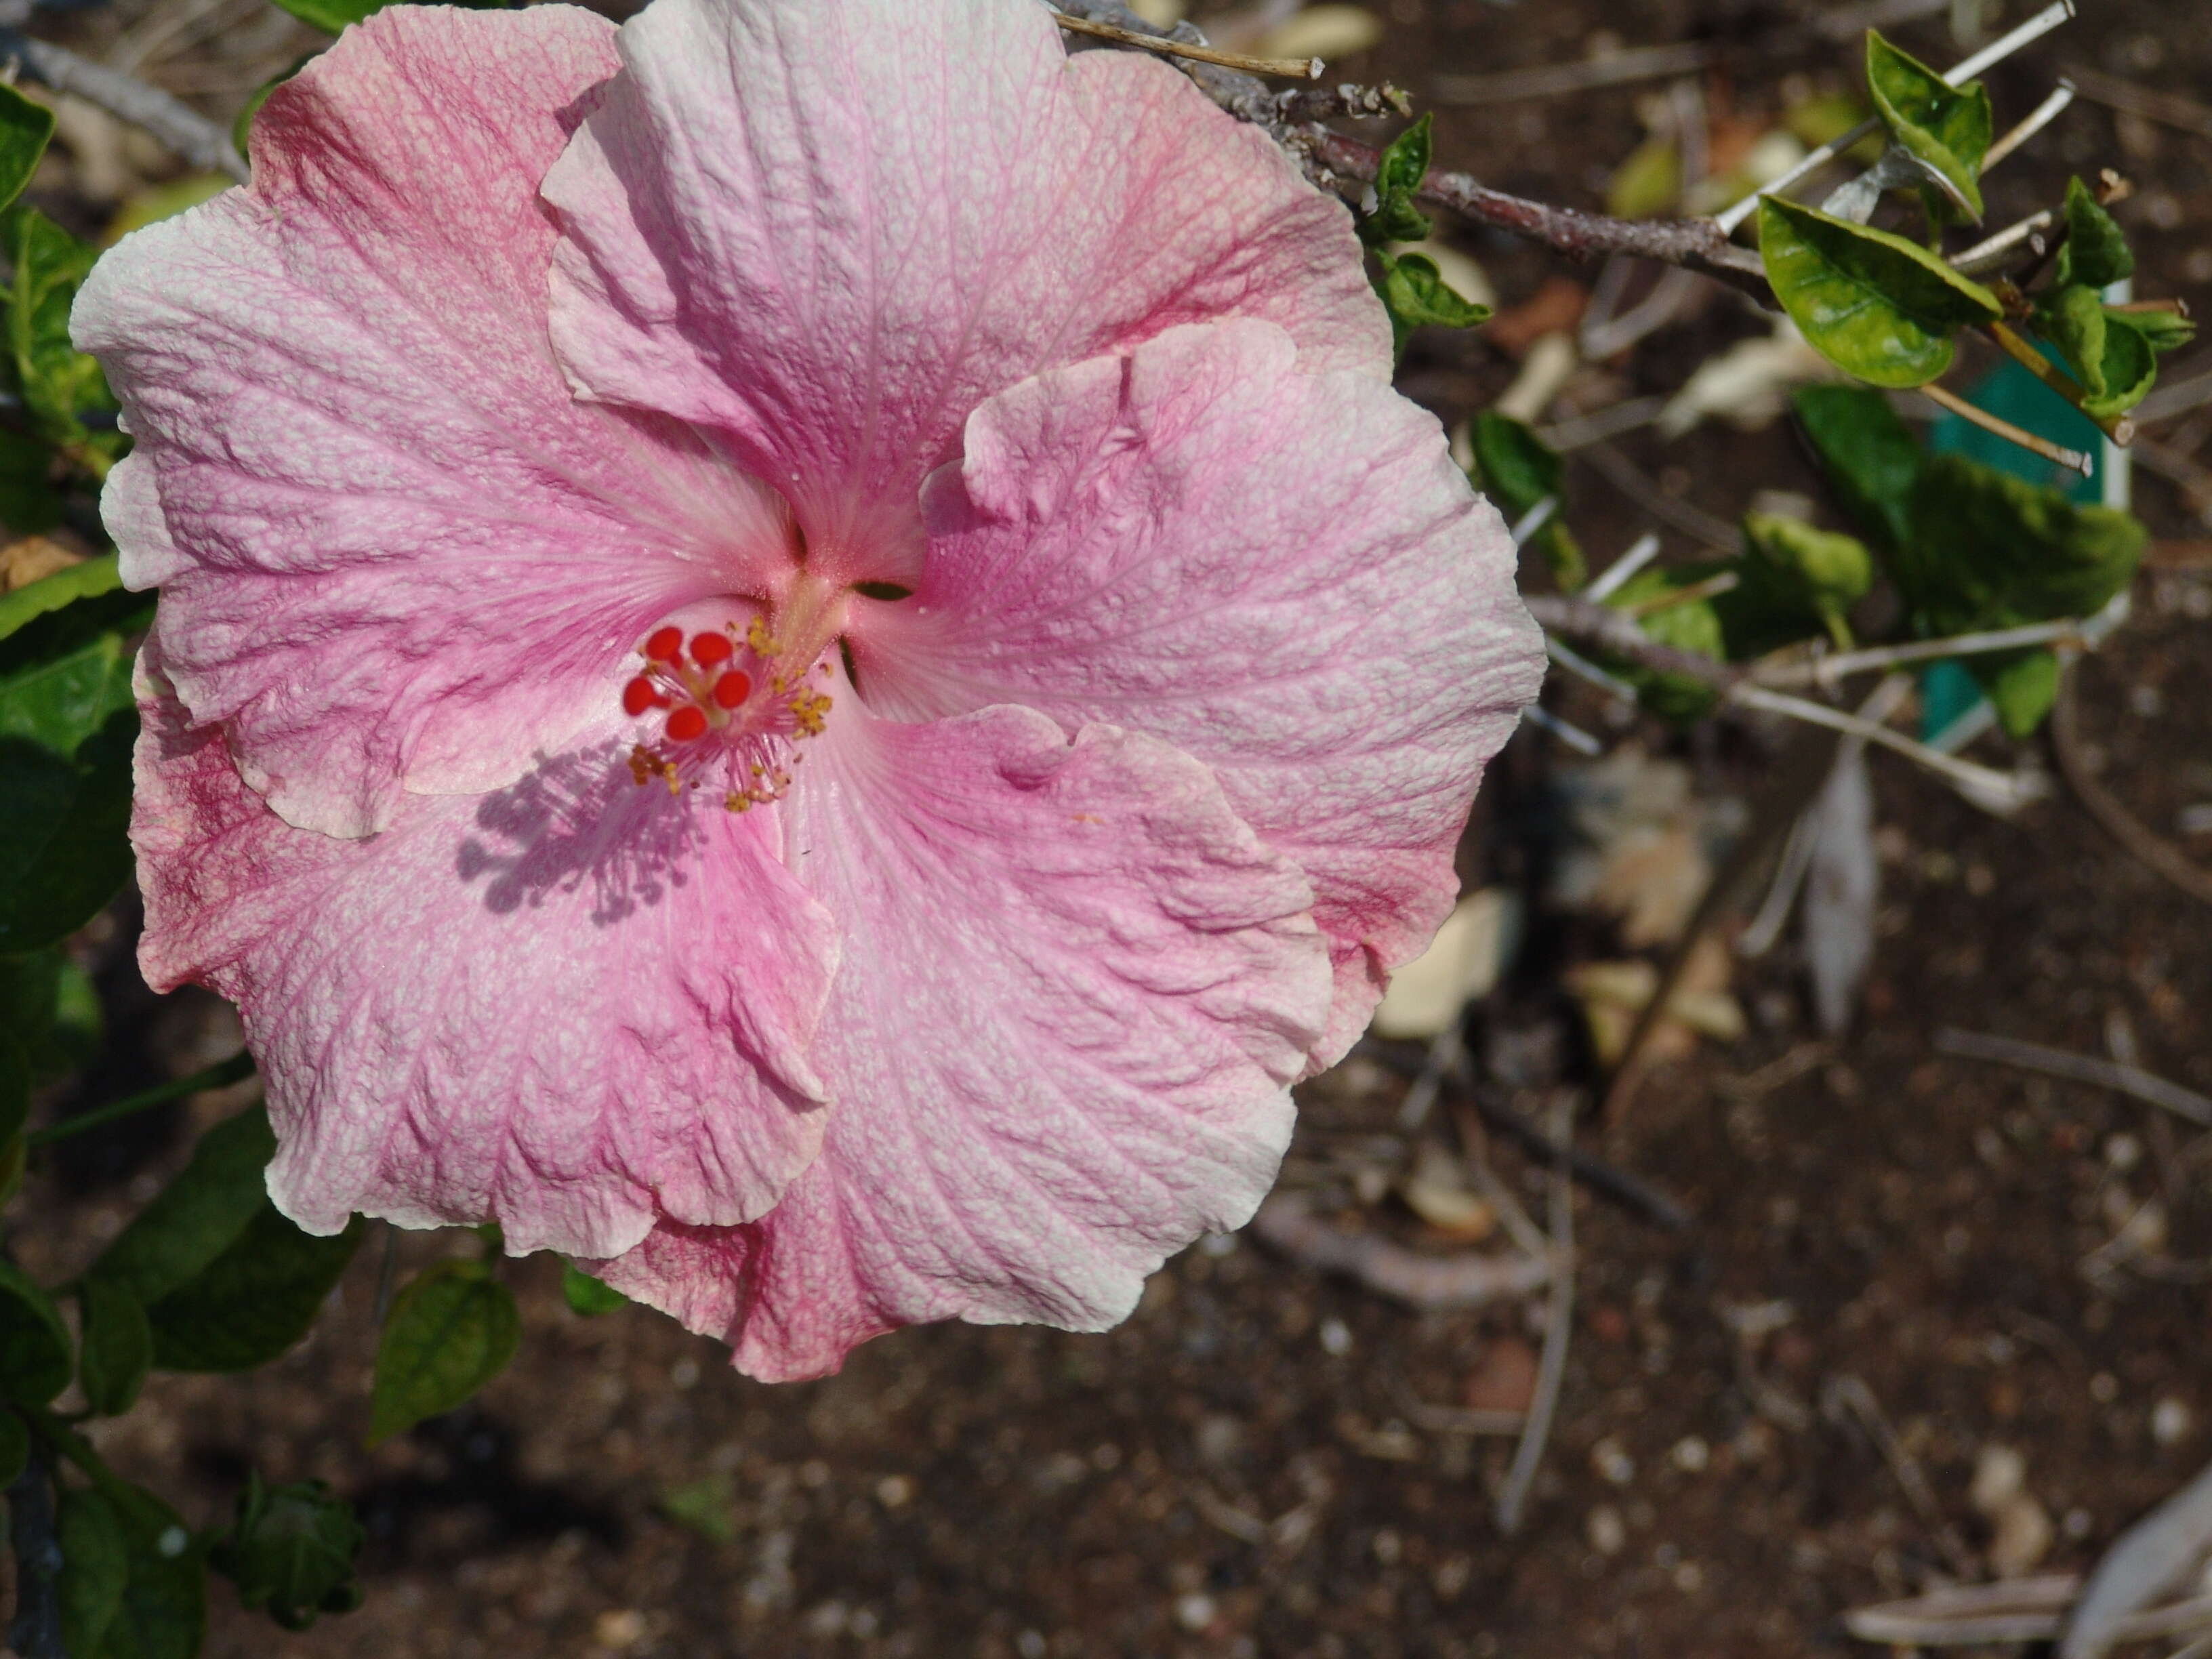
left=0, top=28, right=246, bottom=182
left=1985, top=321, right=2137, bottom=446
left=1049, top=9, right=1319, bottom=79
left=1923, top=380, right=2095, bottom=474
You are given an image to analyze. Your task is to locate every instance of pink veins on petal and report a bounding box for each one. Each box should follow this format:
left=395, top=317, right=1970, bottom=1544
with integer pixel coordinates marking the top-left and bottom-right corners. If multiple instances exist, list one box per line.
left=74, top=0, right=1543, bottom=1380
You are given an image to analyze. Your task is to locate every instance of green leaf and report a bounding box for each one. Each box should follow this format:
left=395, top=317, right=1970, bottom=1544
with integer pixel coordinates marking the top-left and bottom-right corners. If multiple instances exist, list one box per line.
left=0, top=84, right=56, bottom=218
left=0, top=553, right=123, bottom=644
left=1359, top=114, right=1433, bottom=247
left=100, top=1480, right=209, bottom=1659
left=58, top=1486, right=131, bottom=1658
left=0, top=1023, right=26, bottom=1147
left=78, top=1275, right=154, bottom=1415
left=0, top=711, right=135, bottom=951
left=2055, top=174, right=2133, bottom=291
left=2036, top=283, right=2159, bottom=419
left=1375, top=251, right=1492, bottom=357
left=1728, top=513, right=1873, bottom=652
left=1600, top=565, right=1729, bottom=724
left=145, top=1208, right=366, bottom=1372
left=560, top=1262, right=629, bottom=1316
left=0, top=1405, right=26, bottom=1488
left=1791, top=384, right=1924, bottom=555
left=0, top=1256, right=73, bottom=1403
left=106, top=174, right=232, bottom=245
left=89, top=1107, right=278, bottom=1307
left=0, top=628, right=134, bottom=759
left=369, top=1260, right=520, bottom=1443
left=269, top=0, right=387, bottom=32
left=1467, top=410, right=1586, bottom=588
left=1605, top=136, right=1681, bottom=220
left=2124, top=308, right=2196, bottom=355
left=7, top=208, right=117, bottom=446
left=659, top=1473, right=737, bottom=1544
left=1864, top=31, right=1992, bottom=223
left=0, top=427, right=63, bottom=534
left=1983, top=648, right=2060, bottom=739
left=1902, top=452, right=2147, bottom=633
left=1758, top=197, right=2001, bottom=387
left=211, top=1473, right=365, bottom=1631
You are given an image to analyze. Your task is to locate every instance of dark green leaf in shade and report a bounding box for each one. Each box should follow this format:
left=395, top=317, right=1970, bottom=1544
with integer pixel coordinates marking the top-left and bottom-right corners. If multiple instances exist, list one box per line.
left=0, top=1024, right=26, bottom=1147
left=0, top=1406, right=26, bottom=1488
left=0, top=552, right=123, bottom=644
left=1375, top=251, right=1492, bottom=358
left=1790, top=385, right=1923, bottom=555
left=659, top=1473, right=737, bottom=1544
left=0, top=427, right=64, bottom=535
left=369, top=1259, right=520, bottom=1443
left=1758, top=197, right=2001, bottom=387
left=78, top=1275, right=154, bottom=1416
left=0, top=1256, right=73, bottom=1403
left=1727, top=513, right=1875, bottom=653
left=1982, top=649, right=2061, bottom=739
left=0, top=628, right=134, bottom=759
left=7, top=208, right=118, bottom=447
left=2036, top=283, right=2158, bottom=420
left=1467, top=410, right=1585, bottom=588
left=98, top=1479, right=209, bottom=1659
left=0, top=84, right=55, bottom=218
left=0, top=710, right=136, bottom=951
left=1864, top=31, right=1992, bottom=223
left=211, top=1473, right=367, bottom=1631
left=89, top=1105, right=276, bottom=1307
left=561, top=1262, right=630, bottom=1316
left=145, top=1208, right=367, bottom=1372
left=58, top=1485, right=130, bottom=1659
left=2055, top=175, right=2133, bottom=291
left=1599, top=565, right=1730, bottom=724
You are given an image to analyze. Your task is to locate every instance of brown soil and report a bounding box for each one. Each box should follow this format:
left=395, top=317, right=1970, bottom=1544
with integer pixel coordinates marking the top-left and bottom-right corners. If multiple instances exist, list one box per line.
left=12, top=1, right=2212, bottom=1656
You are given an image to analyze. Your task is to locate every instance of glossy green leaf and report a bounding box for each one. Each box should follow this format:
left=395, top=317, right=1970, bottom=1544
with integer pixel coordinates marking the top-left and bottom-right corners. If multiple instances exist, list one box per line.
left=2036, top=283, right=2158, bottom=419
left=0, top=553, right=122, bottom=644
left=0, top=628, right=134, bottom=759
left=58, top=1486, right=130, bottom=1659
left=7, top=208, right=117, bottom=445
left=1864, top=31, right=1991, bottom=223
left=89, top=1107, right=278, bottom=1306
left=1791, top=384, right=1923, bottom=555
left=145, top=1207, right=366, bottom=1372
left=1468, top=410, right=1585, bottom=588
left=1759, top=197, right=2001, bottom=387
left=0, top=1256, right=73, bottom=1402
left=1359, top=113, right=1433, bottom=247
left=2055, top=174, right=2133, bottom=291
left=1376, top=251, right=1491, bottom=357
left=369, top=1259, right=520, bottom=1443
left=561, top=1262, right=630, bottom=1316
left=0, top=1406, right=26, bottom=1488
left=2124, top=308, right=2196, bottom=355
left=211, top=1473, right=366, bottom=1631
left=78, top=1275, right=154, bottom=1416
left=0, top=84, right=56, bottom=218
left=1897, top=452, right=2147, bottom=642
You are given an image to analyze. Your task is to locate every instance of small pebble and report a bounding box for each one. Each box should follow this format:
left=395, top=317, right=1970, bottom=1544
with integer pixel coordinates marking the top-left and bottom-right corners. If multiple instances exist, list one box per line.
left=1319, top=1317, right=1353, bottom=1356
left=1590, top=1436, right=1635, bottom=1486
left=2091, top=1372, right=2121, bottom=1405
left=1669, top=1436, right=1709, bottom=1473
left=2104, top=1132, right=2143, bottom=1172
left=670, top=1356, right=700, bottom=1389
left=1174, top=1594, right=1216, bottom=1633
left=1586, top=1504, right=1626, bottom=1556
left=876, top=1475, right=914, bottom=1509
left=593, top=1610, right=647, bottom=1650
left=1017, top=1631, right=1048, bottom=1659
left=2154, top=1398, right=2193, bottom=1447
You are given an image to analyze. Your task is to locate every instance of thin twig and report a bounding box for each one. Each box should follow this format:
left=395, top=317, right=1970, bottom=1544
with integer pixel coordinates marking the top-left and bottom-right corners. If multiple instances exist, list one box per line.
left=1936, top=1029, right=2212, bottom=1128
left=1539, top=396, right=1668, bottom=453
left=1306, top=127, right=1769, bottom=298
left=2062, top=64, right=2212, bottom=144
left=26, top=1050, right=256, bottom=1147
left=1431, top=42, right=1716, bottom=107
left=1248, top=1192, right=1555, bottom=1311
left=1982, top=82, right=2078, bottom=172
left=1923, top=380, right=2095, bottom=474
left=1624, top=567, right=1737, bottom=616
left=1523, top=594, right=1742, bottom=690
left=1825, top=1374, right=1981, bottom=1579
left=1050, top=9, right=1319, bottom=79
left=1986, top=321, right=2137, bottom=447
left=1952, top=209, right=2059, bottom=275
left=1581, top=531, right=1664, bottom=603
left=1494, top=1095, right=1575, bottom=1536
left=1734, top=683, right=2047, bottom=814
left=1522, top=703, right=1602, bottom=754
left=1578, top=441, right=1740, bottom=550
left=1760, top=618, right=2087, bottom=689
left=0, top=28, right=246, bottom=182
left=1471, top=1089, right=1692, bottom=1231
left=2053, top=664, right=2212, bottom=907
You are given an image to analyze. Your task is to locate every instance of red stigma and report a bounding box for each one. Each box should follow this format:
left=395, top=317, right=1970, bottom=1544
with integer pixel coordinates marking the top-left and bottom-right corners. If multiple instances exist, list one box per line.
left=621, top=676, right=661, bottom=717
left=644, top=626, right=684, bottom=663
left=665, top=705, right=708, bottom=743
left=712, top=670, right=752, bottom=710
left=691, top=631, right=733, bottom=667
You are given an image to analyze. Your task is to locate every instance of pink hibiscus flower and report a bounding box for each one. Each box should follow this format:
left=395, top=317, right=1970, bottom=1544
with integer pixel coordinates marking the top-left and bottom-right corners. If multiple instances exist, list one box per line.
left=75, top=0, right=1540, bottom=1379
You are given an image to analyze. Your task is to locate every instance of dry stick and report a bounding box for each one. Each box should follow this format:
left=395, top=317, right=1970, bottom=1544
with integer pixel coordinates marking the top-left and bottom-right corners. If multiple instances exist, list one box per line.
left=1981, top=81, right=2078, bottom=172
left=1494, top=1095, right=1575, bottom=1536
left=1953, top=207, right=2059, bottom=275
left=1923, top=379, right=2095, bottom=475
left=2062, top=63, right=2212, bottom=143
left=1825, top=1374, right=1981, bottom=1580
left=1986, top=320, right=2138, bottom=446
left=1735, top=683, right=2041, bottom=811
left=1470, top=1088, right=1692, bottom=1231
left=2052, top=663, right=2212, bottom=908
left=1578, top=441, right=1741, bottom=551
left=1305, top=127, right=1770, bottom=299
left=1936, top=1029, right=2212, bottom=1128
left=1523, top=594, right=1742, bottom=691
left=1048, top=9, right=1319, bottom=79
left=1431, top=41, right=1716, bottom=107
left=1761, top=617, right=2087, bottom=689
left=0, top=29, right=245, bottom=182
left=1247, top=1192, right=1554, bottom=1311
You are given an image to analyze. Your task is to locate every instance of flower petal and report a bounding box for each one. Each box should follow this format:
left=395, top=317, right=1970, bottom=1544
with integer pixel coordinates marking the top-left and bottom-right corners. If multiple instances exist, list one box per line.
left=133, top=659, right=840, bottom=1259
left=585, top=701, right=1332, bottom=1379
left=75, top=5, right=786, bottom=838
left=541, top=0, right=1387, bottom=580
left=864, top=320, right=1544, bottom=1063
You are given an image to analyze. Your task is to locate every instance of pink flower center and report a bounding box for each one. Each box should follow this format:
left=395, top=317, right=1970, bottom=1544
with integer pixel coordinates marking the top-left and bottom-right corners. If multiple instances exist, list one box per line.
left=619, top=590, right=840, bottom=812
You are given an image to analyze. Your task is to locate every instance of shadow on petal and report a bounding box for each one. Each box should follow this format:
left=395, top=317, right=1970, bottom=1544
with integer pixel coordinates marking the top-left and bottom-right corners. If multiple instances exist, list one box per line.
left=456, top=745, right=703, bottom=925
